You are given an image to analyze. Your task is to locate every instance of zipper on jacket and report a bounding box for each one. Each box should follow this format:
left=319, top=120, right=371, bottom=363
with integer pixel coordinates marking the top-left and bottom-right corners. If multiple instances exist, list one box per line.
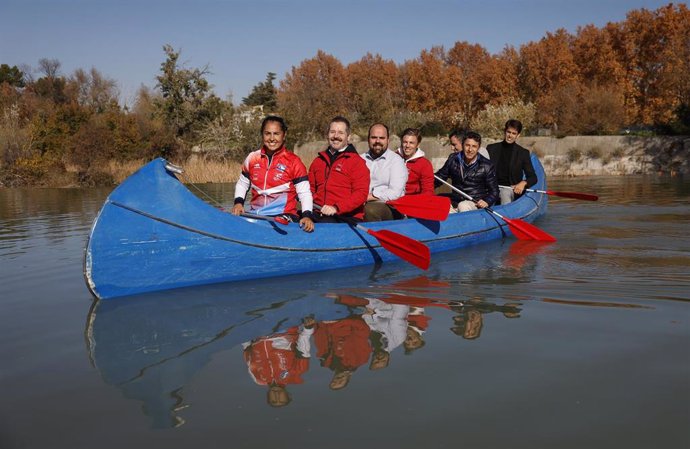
left=260, top=150, right=276, bottom=209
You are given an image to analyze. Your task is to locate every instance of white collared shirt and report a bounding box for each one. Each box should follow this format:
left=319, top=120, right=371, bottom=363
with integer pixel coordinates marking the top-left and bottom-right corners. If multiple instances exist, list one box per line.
left=361, top=149, right=408, bottom=201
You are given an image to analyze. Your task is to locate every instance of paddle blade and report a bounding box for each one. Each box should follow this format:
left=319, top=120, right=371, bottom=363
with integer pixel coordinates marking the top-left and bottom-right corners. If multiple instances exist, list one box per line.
left=546, top=190, right=598, bottom=201
left=503, top=217, right=557, bottom=242
left=367, top=229, right=431, bottom=270
left=387, top=195, right=451, bottom=221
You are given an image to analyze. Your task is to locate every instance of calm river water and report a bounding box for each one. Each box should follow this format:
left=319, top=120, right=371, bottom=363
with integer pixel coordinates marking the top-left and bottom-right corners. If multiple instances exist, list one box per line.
left=1, top=175, right=688, bottom=449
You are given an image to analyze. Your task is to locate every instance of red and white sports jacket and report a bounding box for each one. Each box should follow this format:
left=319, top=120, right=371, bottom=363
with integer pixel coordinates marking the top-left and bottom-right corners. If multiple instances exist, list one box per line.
left=242, top=326, right=313, bottom=387
left=234, top=146, right=313, bottom=216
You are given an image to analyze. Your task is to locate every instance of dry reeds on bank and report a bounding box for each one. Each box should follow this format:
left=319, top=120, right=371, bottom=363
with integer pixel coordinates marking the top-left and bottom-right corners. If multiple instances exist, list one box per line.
left=175, top=157, right=242, bottom=184
left=106, top=157, right=242, bottom=185
left=106, top=159, right=147, bottom=184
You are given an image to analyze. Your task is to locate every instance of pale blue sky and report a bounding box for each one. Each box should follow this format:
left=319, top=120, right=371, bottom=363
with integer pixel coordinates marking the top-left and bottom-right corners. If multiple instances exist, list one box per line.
left=0, top=0, right=675, bottom=105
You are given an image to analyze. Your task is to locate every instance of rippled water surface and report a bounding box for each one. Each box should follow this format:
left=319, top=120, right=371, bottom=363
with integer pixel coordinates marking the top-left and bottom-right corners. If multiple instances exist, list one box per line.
left=1, top=175, right=688, bottom=449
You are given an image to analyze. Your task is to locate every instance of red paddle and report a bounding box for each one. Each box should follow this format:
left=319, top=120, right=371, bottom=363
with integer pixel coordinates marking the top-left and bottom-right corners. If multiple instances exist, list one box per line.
left=315, top=205, right=430, bottom=270
left=386, top=194, right=451, bottom=221
left=352, top=222, right=430, bottom=270
left=435, top=176, right=556, bottom=242
left=500, top=185, right=598, bottom=201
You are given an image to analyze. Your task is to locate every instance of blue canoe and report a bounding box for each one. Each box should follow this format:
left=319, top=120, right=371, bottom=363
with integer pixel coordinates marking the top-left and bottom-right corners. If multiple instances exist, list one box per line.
left=84, top=156, right=549, bottom=299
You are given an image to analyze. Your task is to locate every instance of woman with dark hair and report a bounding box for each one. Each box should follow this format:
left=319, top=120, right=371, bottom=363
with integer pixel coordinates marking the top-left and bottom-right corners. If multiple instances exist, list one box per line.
left=397, top=128, right=434, bottom=195
left=232, top=115, right=315, bottom=232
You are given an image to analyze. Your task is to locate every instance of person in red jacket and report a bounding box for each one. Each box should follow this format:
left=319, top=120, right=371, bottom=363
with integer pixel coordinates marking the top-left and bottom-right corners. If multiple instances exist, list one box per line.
left=397, top=128, right=434, bottom=195
left=314, top=314, right=372, bottom=390
left=232, top=115, right=314, bottom=232
left=308, top=116, right=370, bottom=222
left=242, top=317, right=316, bottom=407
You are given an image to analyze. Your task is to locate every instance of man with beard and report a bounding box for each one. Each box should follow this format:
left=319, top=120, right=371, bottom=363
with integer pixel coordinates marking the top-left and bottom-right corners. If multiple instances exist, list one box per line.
left=361, top=123, right=407, bottom=221
left=308, top=116, right=370, bottom=222
left=486, top=119, right=537, bottom=205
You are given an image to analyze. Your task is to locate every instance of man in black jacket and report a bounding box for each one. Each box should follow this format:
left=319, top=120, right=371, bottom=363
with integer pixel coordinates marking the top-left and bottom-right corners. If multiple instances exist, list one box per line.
left=434, top=131, right=498, bottom=212
left=486, top=119, right=537, bottom=204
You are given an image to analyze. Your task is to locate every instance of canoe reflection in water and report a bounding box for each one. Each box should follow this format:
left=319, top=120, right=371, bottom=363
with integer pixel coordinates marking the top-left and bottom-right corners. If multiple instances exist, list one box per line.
left=85, top=240, right=545, bottom=427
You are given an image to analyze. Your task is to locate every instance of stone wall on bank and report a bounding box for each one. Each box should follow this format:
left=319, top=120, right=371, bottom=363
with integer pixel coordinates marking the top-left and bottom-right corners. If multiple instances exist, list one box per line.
left=294, top=135, right=690, bottom=176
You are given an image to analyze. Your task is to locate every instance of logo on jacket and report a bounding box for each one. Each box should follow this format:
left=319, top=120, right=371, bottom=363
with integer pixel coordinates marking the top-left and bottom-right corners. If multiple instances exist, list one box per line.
left=276, top=163, right=287, bottom=172
left=335, top=163, right=343, bottom=172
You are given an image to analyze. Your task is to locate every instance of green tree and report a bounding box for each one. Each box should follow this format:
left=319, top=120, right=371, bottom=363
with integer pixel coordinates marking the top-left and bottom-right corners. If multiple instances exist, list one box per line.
left=0, top=64, right=25, bottom=87
left=242, top=72, right=277, bottom=110
left=31, top=76, right=68, bottom=104
left=155, top=44, right=221, bottom=140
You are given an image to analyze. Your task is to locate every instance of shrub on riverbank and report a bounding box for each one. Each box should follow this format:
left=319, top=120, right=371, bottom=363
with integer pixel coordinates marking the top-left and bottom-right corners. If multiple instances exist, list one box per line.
left=0, top=156, right=242, bottom=188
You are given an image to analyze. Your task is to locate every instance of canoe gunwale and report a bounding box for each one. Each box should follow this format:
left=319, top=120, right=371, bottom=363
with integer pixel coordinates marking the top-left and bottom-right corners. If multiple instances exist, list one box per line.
left=108, top=199, right=530, bottom=252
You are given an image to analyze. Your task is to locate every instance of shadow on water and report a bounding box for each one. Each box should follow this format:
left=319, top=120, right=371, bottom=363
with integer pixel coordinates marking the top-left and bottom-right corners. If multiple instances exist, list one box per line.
left=84, top=238, right=549, bottom=428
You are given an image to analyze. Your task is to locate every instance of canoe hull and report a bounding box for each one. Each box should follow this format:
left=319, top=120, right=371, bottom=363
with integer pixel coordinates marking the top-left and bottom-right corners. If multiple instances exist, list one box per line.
left=85, top=157, right=548, bottom=299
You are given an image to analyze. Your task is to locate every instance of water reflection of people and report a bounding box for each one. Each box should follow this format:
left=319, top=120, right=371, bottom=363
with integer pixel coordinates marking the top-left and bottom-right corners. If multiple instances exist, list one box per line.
left=450, top=299, right=521, bottom=340
left=362, top=297, right=409, bottom=370
left=315, top=312, right=372, bottom=390
left=242, top=316, right=315, bottom=407
left=404, top=306, right=429, bottom=354
left=451, top=308, right=483, bottom=340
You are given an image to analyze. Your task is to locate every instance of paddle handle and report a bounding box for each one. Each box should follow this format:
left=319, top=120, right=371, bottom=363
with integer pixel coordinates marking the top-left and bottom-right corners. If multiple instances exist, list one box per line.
left=500, top=185, right=598, bottom=201
left=499, top=185, right=546, bottom=194
left=434, top=175, right=474, bottom=202
left=241, top=212, right=291, bottom=225
left=434, top=175, right=510, bottom=219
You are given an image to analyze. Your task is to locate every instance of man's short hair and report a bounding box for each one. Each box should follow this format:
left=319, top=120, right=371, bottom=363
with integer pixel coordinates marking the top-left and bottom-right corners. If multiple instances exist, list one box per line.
left=463, top=130, right=482, bottom=146
left=368, top=123, right=390, bottom=138
left=448, top=128, right=466, bottom=141
left=401, top=127, right=422, bottom=143
left=504, top=119, right=523, bottom=134
left=329, top=116, right=351, bottom=134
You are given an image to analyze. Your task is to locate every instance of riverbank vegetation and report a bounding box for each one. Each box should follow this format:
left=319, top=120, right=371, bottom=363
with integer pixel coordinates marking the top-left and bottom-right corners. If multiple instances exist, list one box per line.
left=1, top=3, right=688, bottom=187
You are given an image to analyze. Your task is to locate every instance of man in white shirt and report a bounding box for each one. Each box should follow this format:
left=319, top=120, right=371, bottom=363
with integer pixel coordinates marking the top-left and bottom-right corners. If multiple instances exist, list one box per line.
left=361, top=123, right=408, bottom=221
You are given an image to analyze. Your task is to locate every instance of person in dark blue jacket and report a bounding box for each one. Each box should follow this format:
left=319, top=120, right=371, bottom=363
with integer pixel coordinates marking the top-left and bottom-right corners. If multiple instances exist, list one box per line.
left=434, top=131, right=498, bottom=212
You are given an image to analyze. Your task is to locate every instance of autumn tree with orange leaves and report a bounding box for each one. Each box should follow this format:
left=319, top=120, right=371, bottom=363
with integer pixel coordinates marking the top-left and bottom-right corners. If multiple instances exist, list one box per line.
left=346, top=53, right=402, bottom=132
left=271, top=3, right=688, bottom=139
left=608, top=3, right=690, bottom=128
left=401, top=47, right=464, bottom=127
left=277, top=50, right=348, bottom=140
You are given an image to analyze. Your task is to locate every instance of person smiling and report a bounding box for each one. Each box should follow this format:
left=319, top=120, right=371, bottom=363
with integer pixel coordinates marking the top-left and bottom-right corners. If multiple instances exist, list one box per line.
left=434, top=130, right=498, bottom=212
left=308, top=116, right=370, bottom=222
left=397, top=128, right=434, bottom=196
left=361, top=123, right=407, bottom=221
left=232, top=115, right=315, bottom=232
